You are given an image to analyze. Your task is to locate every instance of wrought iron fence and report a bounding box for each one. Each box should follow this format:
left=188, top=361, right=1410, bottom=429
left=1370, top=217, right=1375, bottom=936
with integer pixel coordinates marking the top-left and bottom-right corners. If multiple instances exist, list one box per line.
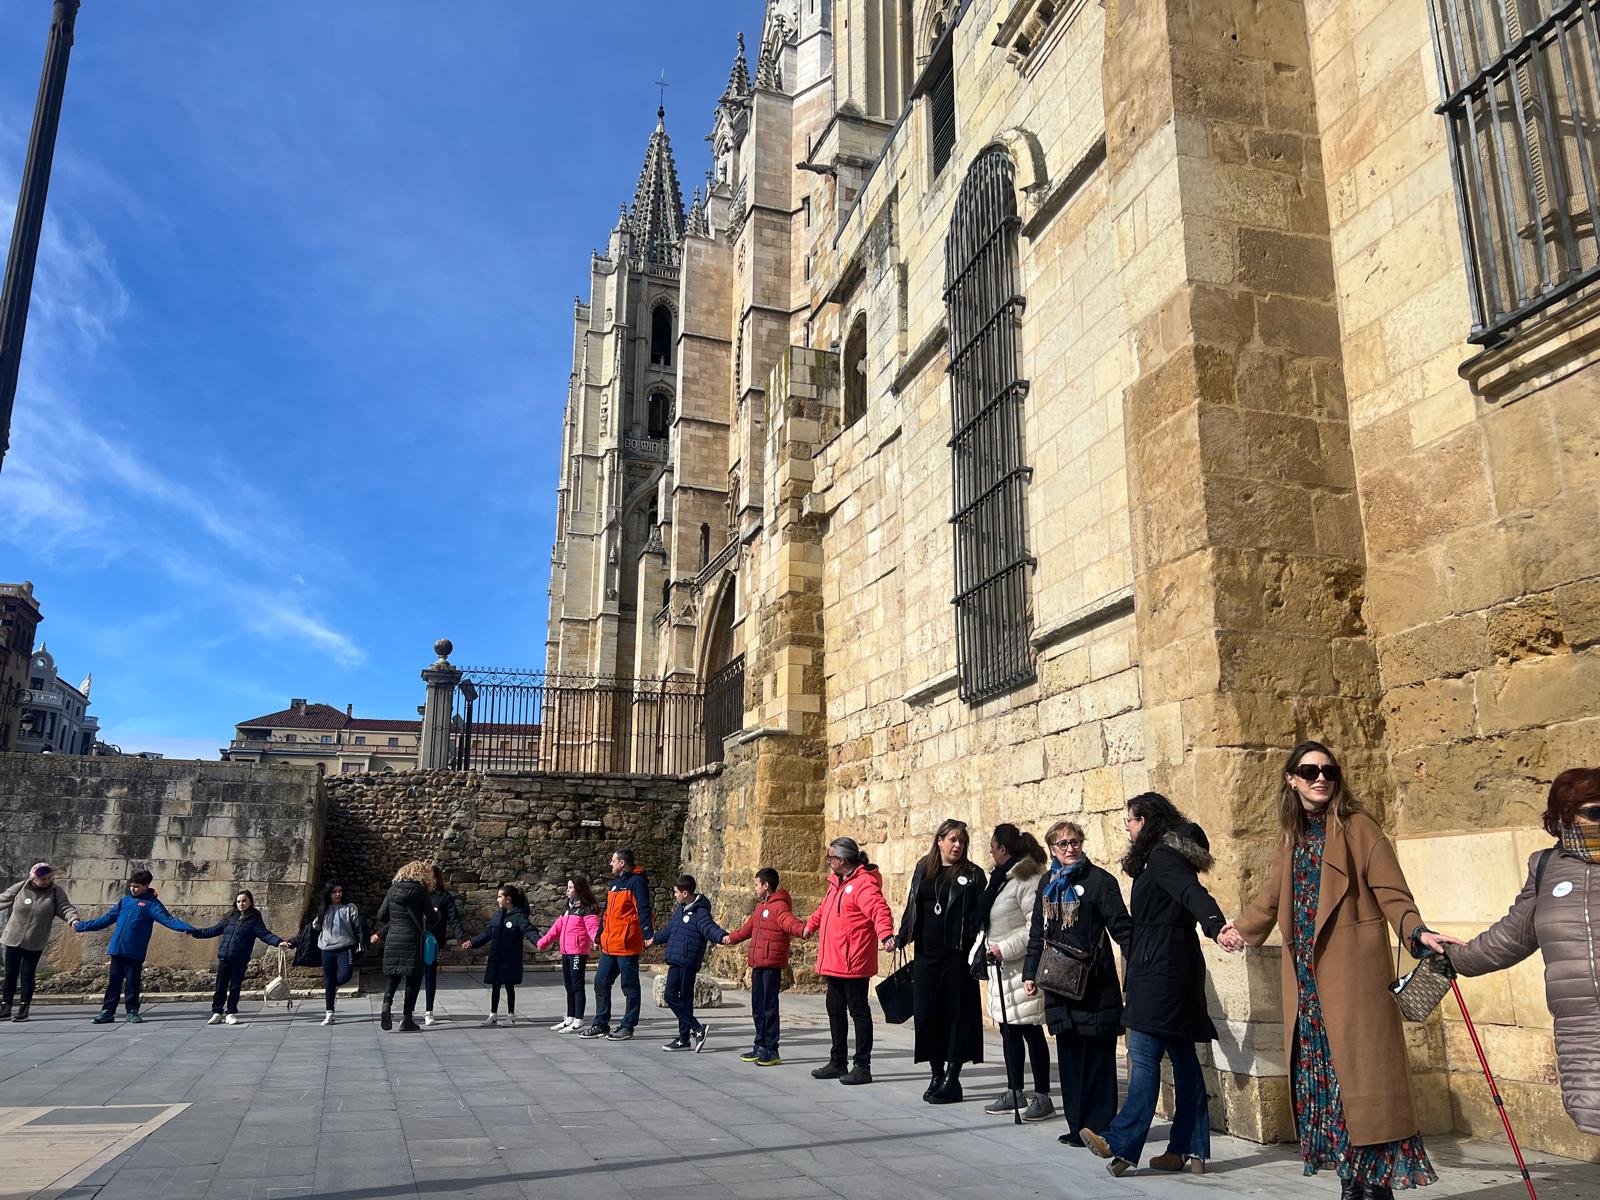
left=450, top=668, right=713, bottom=777
left=1429, top=0, right=1600, bottom=342
left=704, top=656, right=745, bottom=765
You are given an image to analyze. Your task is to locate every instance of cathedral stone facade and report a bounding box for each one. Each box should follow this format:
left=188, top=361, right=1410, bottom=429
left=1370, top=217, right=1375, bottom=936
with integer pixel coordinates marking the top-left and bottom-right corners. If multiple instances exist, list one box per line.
left=546, top=0, right=1600, bottom=1160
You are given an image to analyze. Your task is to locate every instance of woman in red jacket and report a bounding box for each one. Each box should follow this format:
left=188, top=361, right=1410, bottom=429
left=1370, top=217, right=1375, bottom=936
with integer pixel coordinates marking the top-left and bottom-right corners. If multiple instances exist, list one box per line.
left=804, top=837, right=895, bottom=1085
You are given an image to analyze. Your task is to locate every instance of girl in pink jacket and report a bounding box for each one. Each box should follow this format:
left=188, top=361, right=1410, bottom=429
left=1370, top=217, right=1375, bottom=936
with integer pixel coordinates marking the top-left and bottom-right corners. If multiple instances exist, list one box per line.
left=538, top=876, right=600, bottom=1032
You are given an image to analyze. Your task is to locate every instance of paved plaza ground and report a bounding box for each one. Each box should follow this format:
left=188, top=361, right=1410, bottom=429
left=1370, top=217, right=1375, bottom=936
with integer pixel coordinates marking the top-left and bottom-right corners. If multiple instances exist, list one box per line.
left=0, top=974, right=1590, bottom=1200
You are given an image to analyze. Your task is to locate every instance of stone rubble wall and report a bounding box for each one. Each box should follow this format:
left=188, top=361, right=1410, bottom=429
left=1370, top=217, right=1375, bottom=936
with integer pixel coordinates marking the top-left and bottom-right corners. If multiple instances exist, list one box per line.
left=320, top=770, right=691, bottom=945
left=0, top=753, right=324, bottom=974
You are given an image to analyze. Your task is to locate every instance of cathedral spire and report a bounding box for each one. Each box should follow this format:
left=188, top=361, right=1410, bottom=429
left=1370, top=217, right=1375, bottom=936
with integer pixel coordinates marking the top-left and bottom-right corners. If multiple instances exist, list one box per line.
left=686, top=185, right=708, bottom=238
left=755, top=16, right=785, bottom=91
left=721, top=32, right=751, bottom=106
left=629, top=106, right=686, bottom=267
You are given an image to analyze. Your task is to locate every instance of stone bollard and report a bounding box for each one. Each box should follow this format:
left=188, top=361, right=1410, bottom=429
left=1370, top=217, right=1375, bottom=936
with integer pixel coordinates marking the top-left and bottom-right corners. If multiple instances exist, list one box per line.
left=651, top=970, right=723, bottom=1009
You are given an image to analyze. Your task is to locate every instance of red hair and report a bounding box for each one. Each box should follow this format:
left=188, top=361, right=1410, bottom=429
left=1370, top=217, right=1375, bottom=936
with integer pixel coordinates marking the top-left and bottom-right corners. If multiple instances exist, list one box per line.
left=1543, top=768, right=1600, bottom=836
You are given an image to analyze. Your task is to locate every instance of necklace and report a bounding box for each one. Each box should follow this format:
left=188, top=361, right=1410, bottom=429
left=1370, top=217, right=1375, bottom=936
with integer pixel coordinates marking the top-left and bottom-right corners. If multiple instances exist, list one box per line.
left=932, top=869, right=956, bottom=917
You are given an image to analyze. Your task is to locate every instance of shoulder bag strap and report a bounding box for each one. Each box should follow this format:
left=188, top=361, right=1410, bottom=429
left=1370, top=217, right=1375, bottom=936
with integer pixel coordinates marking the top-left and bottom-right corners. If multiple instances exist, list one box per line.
left=1533, top=846, right=1556, bottom=896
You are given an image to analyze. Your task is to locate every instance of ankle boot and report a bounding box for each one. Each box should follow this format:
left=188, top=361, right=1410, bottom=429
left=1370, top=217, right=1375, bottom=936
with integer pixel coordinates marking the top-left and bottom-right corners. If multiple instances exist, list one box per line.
left=0, top=1002, right=11, bottom=1021
left=929, top=1064, right=964, bottom=1104
left=1366, top=1187, right=1392, bottom=1200
left=1340, top=1179, right=1366, bottom=1200
left=922, top=1064, right=944, bottom=1102
left=12, top=1002, right=29, bottom=1022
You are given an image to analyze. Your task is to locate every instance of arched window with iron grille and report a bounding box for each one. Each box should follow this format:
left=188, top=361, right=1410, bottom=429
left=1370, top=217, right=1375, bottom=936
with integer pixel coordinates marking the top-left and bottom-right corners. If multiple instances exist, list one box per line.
left=944, top=147, right=1036, bottom=703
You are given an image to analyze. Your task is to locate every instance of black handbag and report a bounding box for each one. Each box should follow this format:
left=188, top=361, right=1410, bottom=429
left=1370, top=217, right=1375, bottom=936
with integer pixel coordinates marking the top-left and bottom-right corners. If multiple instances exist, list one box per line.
left=1035, top=938, right=1093, bottom=1001
left=875, top=950, right=915, bottom=1024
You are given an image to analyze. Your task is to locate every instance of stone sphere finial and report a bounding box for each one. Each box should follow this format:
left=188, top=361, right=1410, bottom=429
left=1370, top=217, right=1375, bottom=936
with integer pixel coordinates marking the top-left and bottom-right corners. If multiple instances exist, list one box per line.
left=434, top=638, right=453, bottom=661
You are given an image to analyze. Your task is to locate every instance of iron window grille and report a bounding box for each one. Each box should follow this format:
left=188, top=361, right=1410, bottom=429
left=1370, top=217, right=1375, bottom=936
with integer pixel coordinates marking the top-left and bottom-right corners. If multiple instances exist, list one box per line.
left=1429, top=0, right=1600, bottom=343
left=944, top=148, right=1036, bottom=704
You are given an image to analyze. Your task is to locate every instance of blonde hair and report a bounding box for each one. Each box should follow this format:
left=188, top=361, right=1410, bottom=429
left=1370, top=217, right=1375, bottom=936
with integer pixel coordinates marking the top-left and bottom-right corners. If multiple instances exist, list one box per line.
left=1044, top=820, right=1085, bottom=847
left=392, top=860, right=434, bottom=886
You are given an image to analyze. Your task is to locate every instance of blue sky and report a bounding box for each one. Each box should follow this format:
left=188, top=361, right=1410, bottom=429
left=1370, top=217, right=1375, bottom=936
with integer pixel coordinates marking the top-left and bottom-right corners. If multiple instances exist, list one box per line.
left=0, top=2, right=744, bottom=757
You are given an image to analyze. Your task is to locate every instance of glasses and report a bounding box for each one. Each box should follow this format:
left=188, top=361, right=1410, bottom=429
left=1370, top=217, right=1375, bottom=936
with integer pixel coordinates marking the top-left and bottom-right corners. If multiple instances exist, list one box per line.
left=1051, top=838, right=1083, bottom=850
left=1292, top=763, right=1342, bottom=784
left=1576, top=804, right=1600, bottom=822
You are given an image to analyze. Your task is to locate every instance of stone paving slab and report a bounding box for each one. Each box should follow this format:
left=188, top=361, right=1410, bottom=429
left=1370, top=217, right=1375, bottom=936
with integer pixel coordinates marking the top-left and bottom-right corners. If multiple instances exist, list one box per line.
left=0, top=976, right=1591, bottom=1200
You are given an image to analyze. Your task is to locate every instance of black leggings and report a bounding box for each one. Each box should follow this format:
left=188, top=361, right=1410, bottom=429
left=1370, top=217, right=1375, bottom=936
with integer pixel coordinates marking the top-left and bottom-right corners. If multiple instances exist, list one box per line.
left=383, top=971, right=422, bottom=1017
left=2, top=946, right=42, bottom=1006
left=491, top=983, right=516, bottom=1014
left=825, top=976, right=873, bottom=1068
left=423, top=960, right=439, bottom=1011
left=561, top=955, right=586, bottom=1019
left=1001, top=1022, right=1053, bottom=1094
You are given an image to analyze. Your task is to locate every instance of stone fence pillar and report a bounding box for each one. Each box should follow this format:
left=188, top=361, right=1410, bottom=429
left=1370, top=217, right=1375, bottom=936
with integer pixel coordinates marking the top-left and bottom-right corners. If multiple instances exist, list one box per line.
left=418, top=639, right=461, bottom=769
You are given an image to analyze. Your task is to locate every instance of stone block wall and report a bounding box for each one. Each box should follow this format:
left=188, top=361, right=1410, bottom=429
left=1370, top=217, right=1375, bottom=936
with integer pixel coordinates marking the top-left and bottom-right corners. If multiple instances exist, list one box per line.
left=0, top=753, right=324, bottom=973
left=320, top=770, right=690, bottom=937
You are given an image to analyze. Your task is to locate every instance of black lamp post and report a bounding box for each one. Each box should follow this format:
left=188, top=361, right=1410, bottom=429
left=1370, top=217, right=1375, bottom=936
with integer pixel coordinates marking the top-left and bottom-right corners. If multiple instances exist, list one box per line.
left=0, top=0, right=80, bottom=477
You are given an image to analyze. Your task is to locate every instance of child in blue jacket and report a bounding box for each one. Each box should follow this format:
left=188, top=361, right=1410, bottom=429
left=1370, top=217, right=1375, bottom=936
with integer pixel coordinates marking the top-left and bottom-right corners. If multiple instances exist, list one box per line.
left=73, top=870, right=195, bottom=1023
left=646, top=874, right=729, bottom=1052
left=188, top=889, right=293, bottom=1024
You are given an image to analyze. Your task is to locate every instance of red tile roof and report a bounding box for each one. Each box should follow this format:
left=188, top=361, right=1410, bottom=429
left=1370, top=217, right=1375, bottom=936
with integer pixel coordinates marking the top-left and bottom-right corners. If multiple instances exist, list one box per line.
left=236, top=705, right=419, bottom=734
left=347, top=717, right=422, bottom=733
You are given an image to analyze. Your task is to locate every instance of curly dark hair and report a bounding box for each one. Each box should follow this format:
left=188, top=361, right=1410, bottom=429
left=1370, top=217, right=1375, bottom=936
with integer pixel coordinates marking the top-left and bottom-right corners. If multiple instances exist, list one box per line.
left=1544, top=768, right=1600, bottom=836
left=1120, top=792, right=1189, bottom=878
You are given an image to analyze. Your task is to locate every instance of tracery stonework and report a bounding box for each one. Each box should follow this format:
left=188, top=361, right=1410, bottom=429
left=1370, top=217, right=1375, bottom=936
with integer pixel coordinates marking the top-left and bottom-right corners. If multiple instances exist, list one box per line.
left=541, top=0, right=1600, bottom=1163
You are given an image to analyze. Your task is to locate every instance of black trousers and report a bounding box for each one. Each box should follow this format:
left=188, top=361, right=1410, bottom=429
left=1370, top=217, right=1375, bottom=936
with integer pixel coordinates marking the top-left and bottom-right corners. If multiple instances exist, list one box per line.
left=1001, top=1022, right=1053, bottom=1093
left=382, top=971, right=422, bottom=1017
left=2, top=945, right=42, bottom=1006
left=664, top=965, right=702, bottom=1036
left=491, top=982, right=516, bottom=1013
left=102, top=955, right=143, bottom=1015
left=321, top=948, right=354, bottom=1011
left=1057, top=1031, right=1119, bottom=1135
left=423, top=960, right=440, bottom=1011
left=211, top=958, right=249, bottom=1014
left=751, top=965, right=781, bottom=1055
left=561, top=955, right=587, bottom=1019
left=825, top=976, right=873, bottom=1068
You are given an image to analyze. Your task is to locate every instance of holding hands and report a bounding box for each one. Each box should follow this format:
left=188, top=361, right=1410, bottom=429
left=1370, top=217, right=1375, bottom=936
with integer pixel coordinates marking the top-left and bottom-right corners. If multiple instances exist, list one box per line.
left=1418, top=929, right=1467, bottom=956
left=880, top=936, right=896, bottom=952
left=1217, top=920, right=1246, bottom=953
left=458, top=939, right=472, bottom=950
left=369, top=933, right=381, bottom=945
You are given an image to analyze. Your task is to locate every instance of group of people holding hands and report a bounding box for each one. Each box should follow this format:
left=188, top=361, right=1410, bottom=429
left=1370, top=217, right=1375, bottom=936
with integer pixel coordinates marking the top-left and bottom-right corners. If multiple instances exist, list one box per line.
left=3, top=741, right=1596, bottom=1200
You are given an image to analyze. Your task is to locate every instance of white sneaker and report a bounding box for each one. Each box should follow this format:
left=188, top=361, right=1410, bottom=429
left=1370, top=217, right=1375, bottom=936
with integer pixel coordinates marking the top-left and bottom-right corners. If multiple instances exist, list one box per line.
left=550, top=1017, right=570, bottom=1031
left=207, top=1013, right=223, bottom=1025
left=321, top=1012, right=336, bottom=1026
left=224, top=1014, right=239, bottom=1025
left=423, top=1011, right=435, bottom=1026
left=503, top=1014, right=516, bottom=1027
left=481, top=1014, right=499, bottom=1027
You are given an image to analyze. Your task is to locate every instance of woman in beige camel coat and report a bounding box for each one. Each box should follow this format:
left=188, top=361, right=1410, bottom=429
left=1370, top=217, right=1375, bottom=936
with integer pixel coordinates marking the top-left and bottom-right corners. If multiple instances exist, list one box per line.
left=1449, top=767, right=1600, bottom=1136
left=1235, top=742, right=1463, bottom=1200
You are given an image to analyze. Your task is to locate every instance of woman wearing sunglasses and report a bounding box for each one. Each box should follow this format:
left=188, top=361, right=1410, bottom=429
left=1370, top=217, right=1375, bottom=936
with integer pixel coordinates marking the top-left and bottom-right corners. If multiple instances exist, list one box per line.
left=1022, top=820, right=1131, bottom=1147
left=1234, top=741, right=1462, bottom=1200
left=1448, top=767, right=1600, bottom=1135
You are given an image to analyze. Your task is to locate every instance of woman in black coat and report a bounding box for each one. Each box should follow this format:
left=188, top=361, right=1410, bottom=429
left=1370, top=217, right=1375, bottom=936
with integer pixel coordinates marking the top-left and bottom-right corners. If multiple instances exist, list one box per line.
left=423, top=865, right=465, bottom=1027
left=460, top=884, right=539, bottom=1026
left=1080, top=793, right=1244, bottom=1178
left=370, top=860, right=433, bottom=1032
left=1023, top=820, right=1132, bottom=1146
left=893, top=818, right=987, bottom=1104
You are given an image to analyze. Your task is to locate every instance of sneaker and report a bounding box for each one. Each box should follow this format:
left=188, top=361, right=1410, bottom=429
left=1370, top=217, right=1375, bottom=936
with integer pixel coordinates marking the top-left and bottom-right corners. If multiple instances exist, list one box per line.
left=503, top=1014, right=517, bottom=1027
left=810, top=1061, right=847, bottom=1079
left=577, top=1024, right=608, bottom=1039
left=558, top=1018, right=582, bottom=1033
left=125, top=1011, right=143, bottom=1024
left=550, top=1017, right=571, bottom=1031
left=1022, top=1094, right=1056, bottom=1123
left=481, top=1014, right=499, bottom=1027
left=1107, top=1159, right=1134, bottom=1178
left=739, top=1048, right=762, bottom=1063
left=1080, top=1129, right=1112, bottom=1159
left=606, top=1027, right=634, bottom=1041
left=380, top=1009, right=393, bottom=1031
left=424, top=1011, right=435, bottom=1027
left=207, top=1013, right=224, bottom=1026
left=691, top=1026, right=707, bottom=1053
left=755, top=1054, right=783, bottom=1066
left=224, top=1014, right=239, bottom=1025
left=92, top=1010, right=115, bottom=1024
left=321, top=1012, right=336, bottom=1026
left=838, top=1064, right=873, bottom=1085
left=983, top=1089, right=1020, bottom=1116
left=662, top=1037, right=690, bottom=1051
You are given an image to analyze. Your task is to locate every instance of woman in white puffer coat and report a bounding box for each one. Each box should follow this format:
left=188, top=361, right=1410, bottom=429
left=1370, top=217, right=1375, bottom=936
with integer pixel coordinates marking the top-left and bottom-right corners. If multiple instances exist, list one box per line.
left=974, top=823, right=1054, bottom=1121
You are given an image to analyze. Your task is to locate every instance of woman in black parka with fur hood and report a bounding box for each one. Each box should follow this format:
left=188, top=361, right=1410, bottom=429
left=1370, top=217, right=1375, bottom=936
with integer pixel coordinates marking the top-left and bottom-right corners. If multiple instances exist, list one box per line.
left=1080, top=793, right=1243, bottom=1179
left=370, top=860, right=433, bottom=1032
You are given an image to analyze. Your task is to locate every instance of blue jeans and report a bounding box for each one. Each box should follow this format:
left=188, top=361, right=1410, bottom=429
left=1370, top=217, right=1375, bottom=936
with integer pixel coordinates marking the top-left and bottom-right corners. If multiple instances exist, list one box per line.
left=1101, top=1031, right=1210, bottom=1165
left=321, top=948, right=354, bottom=1011
left=664, top=964, right=701, bottom=1037
left=103, top=955, right=144, bottom=1015
left=751, top=966, right=780, bottom=1056
left=592, top=953, right=640, bottom=1030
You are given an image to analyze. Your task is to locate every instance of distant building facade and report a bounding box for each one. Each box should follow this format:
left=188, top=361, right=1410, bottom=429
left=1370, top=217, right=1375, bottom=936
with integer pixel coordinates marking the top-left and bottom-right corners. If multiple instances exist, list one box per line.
left=15, top=645, right=97, bottom=755
left=0, top=582, right=43, bottom=752
left=222, top=699, right=422, bottom=773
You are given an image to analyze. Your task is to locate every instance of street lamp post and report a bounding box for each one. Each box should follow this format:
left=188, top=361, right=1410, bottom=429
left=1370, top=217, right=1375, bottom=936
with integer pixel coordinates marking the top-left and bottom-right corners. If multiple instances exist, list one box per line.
left=0, top=0, right=81, bottom=477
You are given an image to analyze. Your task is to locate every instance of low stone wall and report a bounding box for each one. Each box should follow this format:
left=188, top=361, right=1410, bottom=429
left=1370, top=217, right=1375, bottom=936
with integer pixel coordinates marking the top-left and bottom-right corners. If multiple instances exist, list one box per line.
left=320, top=770, right=690, bottom=938
left=0, top=753, right=324, bottom=973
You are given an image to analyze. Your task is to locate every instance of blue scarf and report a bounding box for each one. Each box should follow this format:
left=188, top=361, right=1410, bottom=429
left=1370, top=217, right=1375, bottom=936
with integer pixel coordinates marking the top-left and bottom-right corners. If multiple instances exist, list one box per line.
left=1043, top=857, right=1091, bottom=904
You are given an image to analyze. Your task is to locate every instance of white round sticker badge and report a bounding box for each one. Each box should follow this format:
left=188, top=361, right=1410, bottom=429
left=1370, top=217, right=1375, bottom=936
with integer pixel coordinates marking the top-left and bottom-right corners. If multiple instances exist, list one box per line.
left=22, top=897, right=33, bottom=905
left=762, top=909, right=770, bottom=919
left=683, top=914, right=691, bottom=923
left=504, top=920, right=513, bottom=929
left=844, top=884, right=854, bottom=894
left=957, top=876, right=969, bottom=886
left=1075, top=884, right=1085, bottom=897
left=1553, top=881, right=1574, bottom=898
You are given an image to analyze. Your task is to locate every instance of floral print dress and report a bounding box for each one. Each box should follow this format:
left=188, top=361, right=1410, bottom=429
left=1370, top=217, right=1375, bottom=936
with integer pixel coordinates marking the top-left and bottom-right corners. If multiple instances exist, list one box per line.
left=1291, top=812, right=1436, bottom=1188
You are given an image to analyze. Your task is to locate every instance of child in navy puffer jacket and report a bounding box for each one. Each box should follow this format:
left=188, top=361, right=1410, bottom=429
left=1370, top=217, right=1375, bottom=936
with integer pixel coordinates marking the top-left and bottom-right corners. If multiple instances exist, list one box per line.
left=460, top=884, right=540, bottom=1026
left=189, top=890, right=293, bottom=1024
left=647, top=875, right=729, bottom=1052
